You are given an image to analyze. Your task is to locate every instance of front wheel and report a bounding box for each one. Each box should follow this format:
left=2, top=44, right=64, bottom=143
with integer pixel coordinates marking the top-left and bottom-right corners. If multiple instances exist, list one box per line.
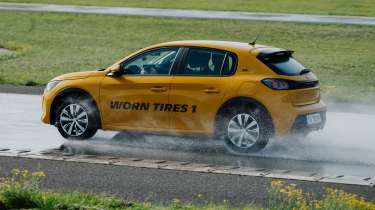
left=219, top=106, right=272, bottom=154
left=55, top=97, right=98, bottom=140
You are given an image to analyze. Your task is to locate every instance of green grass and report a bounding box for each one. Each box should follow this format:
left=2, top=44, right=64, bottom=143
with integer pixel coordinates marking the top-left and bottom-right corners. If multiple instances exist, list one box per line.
left=1, top=191, right=260, bottom=210
left=1, top=170, right=375, bottom=210
left=0, top=11, right=375, bottom=103
left=3, top=0, right=375, bottom=17
left=0, top=170, right=259, bottom=210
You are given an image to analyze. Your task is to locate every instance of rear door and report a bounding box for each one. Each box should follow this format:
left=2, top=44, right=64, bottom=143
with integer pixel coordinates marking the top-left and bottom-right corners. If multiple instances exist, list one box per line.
left=169, top=47, right=237, bottom=133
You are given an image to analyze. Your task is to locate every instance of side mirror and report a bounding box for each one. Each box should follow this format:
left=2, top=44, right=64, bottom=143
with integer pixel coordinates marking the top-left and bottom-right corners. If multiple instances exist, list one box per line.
left=106, top=70, right=122, bottom=77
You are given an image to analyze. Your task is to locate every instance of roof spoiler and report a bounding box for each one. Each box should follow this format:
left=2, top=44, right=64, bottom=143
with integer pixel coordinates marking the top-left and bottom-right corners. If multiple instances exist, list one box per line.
left=257, top=48, right=294, bottom=61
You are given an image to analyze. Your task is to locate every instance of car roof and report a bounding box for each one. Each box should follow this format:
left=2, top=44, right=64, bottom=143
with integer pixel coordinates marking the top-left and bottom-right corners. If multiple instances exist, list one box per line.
left=150, top=40, right=273, bottom=55
left=108, top=40, right=286, bottom=71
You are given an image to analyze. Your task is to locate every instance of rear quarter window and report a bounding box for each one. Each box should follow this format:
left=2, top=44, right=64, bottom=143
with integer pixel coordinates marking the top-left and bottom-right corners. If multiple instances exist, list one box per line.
left=222, top=53, right=236, bottom=76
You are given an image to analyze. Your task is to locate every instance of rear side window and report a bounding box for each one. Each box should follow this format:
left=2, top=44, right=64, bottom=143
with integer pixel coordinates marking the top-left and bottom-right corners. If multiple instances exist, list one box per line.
left=258, top=51, right=307, bottom=76
left=177, top=48, right=236, bottom=76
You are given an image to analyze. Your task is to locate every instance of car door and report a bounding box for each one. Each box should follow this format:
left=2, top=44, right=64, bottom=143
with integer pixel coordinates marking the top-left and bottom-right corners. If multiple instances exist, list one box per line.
left=169, top=47, right=237, bottom=133
left=100, top=47, right=180, bottom=130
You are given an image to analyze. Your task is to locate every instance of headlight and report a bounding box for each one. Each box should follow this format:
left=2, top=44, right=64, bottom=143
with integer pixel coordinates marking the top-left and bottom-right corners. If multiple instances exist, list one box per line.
left=44, top=80, right=61, bottom=93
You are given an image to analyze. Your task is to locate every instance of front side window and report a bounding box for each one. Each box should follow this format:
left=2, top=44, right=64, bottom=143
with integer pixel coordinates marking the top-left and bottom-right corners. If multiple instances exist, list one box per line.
left=121, top=47, right=178, bottom=75
left=179, top=48, right=229, bottom=76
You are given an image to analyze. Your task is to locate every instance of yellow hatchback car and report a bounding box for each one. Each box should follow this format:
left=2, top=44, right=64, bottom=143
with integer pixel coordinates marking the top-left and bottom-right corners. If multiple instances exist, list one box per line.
left=41, top=40, right=326, bottom=153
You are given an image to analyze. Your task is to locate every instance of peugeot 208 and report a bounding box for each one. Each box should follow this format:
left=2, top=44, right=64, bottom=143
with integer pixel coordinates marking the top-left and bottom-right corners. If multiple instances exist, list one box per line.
left=41, top=41, right=326, bottom=154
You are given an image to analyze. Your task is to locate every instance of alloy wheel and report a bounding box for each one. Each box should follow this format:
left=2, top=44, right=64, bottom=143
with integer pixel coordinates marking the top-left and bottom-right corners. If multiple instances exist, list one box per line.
left=227, top=113, right=260, bottom=149
left=59, top=104, right=89, bottom=136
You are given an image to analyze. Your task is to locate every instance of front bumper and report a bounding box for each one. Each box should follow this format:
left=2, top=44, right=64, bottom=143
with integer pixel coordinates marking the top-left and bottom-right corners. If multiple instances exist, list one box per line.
left=41, top=87, right=58, bottom=125
left=41, top=94, right=51, bottom=124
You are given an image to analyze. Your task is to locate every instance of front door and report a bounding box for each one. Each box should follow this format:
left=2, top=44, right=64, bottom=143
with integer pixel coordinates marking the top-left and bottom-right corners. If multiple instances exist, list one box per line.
left=169, top=47, right=237, bottom=133
left=100, top=47, right=180, bottom=130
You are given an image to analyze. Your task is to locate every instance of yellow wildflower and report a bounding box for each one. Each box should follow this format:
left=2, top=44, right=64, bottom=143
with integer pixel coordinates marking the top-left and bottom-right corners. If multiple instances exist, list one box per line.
left=31, top=171, right=46, bottom=177
left=11, top=169, right=20, bottom=176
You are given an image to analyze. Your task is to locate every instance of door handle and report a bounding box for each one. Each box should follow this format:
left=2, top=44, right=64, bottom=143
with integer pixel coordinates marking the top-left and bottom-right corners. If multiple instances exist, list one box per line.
left=203, top=88, right=220, bottom=94
left=150, top=86, right=167, bottom=92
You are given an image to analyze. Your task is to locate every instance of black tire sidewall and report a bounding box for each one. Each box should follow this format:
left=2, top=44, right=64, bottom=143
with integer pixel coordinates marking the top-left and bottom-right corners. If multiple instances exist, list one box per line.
left=55, top=97, right=98, bottom=140
left=220, top=106, right=271, bottom=154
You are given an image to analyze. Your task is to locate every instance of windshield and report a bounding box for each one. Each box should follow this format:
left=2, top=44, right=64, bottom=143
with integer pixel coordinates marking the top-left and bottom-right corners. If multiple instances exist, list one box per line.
left=258, top=51, right=307, bottom=76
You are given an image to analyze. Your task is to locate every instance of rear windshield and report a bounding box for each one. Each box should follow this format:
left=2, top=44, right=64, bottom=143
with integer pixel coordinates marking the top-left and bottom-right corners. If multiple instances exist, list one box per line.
left=258, top=51, right=307, bottom=76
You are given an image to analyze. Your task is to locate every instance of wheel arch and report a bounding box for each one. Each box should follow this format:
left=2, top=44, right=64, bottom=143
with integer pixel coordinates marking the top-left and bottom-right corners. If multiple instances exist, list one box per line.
left=49, top=88, right=102, bottom=128
left=214, top=96, right=274, bottom=137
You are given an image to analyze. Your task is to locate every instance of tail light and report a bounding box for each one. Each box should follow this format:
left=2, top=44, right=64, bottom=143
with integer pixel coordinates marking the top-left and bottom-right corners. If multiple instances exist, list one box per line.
left=261, top=78, right=318, bottom=90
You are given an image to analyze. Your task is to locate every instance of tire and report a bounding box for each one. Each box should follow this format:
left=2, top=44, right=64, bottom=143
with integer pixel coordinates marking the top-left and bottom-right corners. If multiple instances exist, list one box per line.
left=55, top=95, right=98, bottom=140
left=217, top=104, right=272, bottom=154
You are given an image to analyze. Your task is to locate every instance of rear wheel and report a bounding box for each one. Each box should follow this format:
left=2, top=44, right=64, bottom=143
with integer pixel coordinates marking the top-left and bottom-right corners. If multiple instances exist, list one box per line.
left=55, top=96, right=98, bottom=140
left=218, top=105, right=272, bottom=154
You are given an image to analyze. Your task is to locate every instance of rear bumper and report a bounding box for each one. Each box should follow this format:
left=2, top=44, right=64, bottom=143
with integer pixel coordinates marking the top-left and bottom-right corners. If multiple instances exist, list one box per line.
left=291, top=111, right=326, bottom=134
left=269, top=100, right=327, bottom=137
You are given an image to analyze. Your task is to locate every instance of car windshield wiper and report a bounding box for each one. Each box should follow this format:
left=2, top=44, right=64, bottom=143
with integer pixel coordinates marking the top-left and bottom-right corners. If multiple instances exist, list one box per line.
left=300, top=68, right=311, bottom=75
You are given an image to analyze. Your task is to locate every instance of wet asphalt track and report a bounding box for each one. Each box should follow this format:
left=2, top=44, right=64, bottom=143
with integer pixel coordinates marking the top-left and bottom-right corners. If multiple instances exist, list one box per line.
left=1, top=92, right=375, bottom=178
left=1, top=91, right=375, bottom=205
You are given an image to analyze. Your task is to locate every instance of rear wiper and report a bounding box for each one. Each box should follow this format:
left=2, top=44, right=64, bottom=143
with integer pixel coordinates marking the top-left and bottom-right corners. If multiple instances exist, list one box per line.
left=300, top=68, right=311, bottom=75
